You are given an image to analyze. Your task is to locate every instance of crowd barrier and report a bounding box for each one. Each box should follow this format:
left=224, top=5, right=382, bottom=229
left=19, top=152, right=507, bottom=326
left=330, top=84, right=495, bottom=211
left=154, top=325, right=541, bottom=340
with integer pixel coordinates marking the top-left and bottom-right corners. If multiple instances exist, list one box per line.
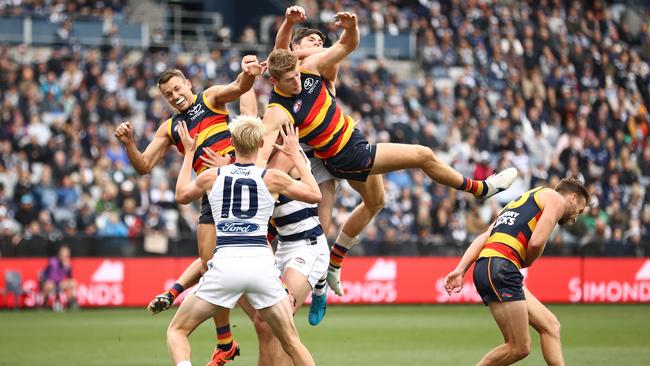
left=1, top=257, right=649, bottom=308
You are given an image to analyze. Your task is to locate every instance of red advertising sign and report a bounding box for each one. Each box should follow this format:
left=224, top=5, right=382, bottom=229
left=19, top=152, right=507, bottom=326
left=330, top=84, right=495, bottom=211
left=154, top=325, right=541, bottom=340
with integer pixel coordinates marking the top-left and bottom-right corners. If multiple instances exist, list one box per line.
left=1, top=257, right=649, bottom=308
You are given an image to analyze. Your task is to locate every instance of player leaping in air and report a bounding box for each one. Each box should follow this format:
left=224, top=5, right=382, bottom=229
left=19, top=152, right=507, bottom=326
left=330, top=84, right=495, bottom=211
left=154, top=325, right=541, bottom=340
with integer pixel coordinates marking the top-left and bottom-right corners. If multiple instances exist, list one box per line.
left=259, top=11, right=518, bottom=300
left=272, top=5, right=344, bottom=325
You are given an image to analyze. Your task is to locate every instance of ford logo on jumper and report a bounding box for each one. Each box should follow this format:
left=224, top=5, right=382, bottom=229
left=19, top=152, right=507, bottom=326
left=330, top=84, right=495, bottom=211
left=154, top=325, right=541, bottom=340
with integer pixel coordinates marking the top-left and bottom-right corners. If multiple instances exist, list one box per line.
left=217, top=221, right=259, bottom=233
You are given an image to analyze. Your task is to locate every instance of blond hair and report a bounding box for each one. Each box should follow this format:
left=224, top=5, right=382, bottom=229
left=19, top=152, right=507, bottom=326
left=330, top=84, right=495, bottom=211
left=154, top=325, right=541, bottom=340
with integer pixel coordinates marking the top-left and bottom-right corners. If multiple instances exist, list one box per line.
left=229, top=115, right=265, bottom=156
left=267, top=49, right=298, bottom=80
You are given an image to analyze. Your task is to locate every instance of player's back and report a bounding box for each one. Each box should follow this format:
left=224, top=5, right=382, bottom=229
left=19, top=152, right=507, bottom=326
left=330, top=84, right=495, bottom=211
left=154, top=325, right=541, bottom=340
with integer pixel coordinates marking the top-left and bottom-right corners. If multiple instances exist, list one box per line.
left=208, top=163, right=275, bottom=252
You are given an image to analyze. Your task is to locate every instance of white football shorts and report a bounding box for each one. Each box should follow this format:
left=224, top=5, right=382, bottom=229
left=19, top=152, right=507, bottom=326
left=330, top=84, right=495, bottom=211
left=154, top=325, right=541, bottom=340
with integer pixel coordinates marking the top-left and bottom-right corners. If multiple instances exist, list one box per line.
left=309, top=155, right=335, bottom=185
left=274, top=234, right=329, bottom=289
left=195, top=246, right=287, bottom=310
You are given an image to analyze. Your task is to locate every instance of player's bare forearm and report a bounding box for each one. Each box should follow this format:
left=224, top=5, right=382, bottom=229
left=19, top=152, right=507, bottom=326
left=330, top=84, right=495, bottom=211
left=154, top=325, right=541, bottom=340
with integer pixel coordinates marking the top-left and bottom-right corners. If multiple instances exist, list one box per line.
left=338, top=27, right=360, bottom=52
left=175, top=152, right=197, bottom=204
left=275, top=19, right=293, bottom=50
left=239, top=88, right=258, bottom=117
left=214, top=72, right=255, bottom=104
left=257, top=108, right=285, bottom=167
left=291, top=155, right=321, bottom=203
left=256, top=134, right=275, bottom=167
left=294, top=47, right=327, bottom=59
left=455, top=229, right=491, bottom=274
left=275, top=5, right=306, bottom=50
left=123, top=142, right=151, bottom=175
left=126, top=123, right=172, bottom=175
left=175, top=258, right=203, bottom=288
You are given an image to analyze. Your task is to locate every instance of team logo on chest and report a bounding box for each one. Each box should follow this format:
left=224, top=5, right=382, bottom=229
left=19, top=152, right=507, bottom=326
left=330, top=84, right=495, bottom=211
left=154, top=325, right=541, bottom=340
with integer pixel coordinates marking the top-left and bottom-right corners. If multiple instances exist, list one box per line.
left=303, top=77, right=320, bottom=94
left=293, top=99, right=303, bottom=113
left=188, top=103, right=205, bottom=121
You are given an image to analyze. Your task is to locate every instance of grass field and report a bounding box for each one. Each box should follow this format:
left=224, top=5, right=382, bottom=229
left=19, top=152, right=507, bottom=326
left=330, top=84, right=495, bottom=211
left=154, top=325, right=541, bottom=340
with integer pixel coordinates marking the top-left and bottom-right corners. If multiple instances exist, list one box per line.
left=1, top=304, right=649, bottom=365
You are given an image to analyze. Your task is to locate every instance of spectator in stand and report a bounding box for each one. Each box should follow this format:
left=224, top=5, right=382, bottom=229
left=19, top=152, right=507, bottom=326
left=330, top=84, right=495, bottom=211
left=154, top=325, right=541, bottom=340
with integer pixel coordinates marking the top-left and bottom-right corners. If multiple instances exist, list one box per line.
left=0, top=0, right=648, bottom=257
left=40, top=244, right=77, bottom=310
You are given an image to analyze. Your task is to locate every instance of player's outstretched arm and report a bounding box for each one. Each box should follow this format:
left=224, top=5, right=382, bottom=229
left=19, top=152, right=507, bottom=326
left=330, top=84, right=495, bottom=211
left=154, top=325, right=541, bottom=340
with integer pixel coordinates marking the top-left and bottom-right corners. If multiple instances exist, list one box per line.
left=174, top=121, right=217, bottom=204
left=274, top=6, right=306, bottom=51
left=205, top=55, right=263, bottom=107
left=525, top=190, right=565, bottom=267
left=114, top=121, right=172, bottom=175
left=256, top=106, right=291, bottom=167
left=302, top=12, right=359, bottom=75
left=239, top=87, right=258, bottom=117
left=265, top=169, right=321, bottom=204
left=444, top=227, right=492, bottom=295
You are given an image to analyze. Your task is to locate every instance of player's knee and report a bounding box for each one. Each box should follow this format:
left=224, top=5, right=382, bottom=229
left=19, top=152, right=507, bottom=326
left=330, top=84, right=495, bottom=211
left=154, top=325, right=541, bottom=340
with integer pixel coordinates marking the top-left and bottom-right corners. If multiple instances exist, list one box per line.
left=363, top=190, right=385, bottom=214
left=510, top=341, right=531, bottom=360
left=416, top=145, right=437, bottom=166
left=278, top=333, right=302, bottom=355
left=166, top=323, right=181, bottom=339
left=546, top=317, right=561, bottom=338
left=252, top=314, right=274, bottom=341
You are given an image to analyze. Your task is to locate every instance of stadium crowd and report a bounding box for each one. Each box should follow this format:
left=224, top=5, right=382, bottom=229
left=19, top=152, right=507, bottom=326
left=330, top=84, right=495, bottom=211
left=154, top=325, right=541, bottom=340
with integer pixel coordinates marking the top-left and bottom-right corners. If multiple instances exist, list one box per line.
left=0, top=0, right=649, bottom=257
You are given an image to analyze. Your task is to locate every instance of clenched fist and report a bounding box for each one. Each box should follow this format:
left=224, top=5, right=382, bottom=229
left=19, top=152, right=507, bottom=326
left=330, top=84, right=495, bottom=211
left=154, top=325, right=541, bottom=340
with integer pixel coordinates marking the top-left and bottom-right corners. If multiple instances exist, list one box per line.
left=114, top=121, right=135, bottom=146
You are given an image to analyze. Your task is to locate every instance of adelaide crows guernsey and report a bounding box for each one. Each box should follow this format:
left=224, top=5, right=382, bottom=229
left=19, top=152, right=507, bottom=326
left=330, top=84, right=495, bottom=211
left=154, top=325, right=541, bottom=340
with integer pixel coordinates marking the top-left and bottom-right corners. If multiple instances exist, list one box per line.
left=167, top=91, right=234, bottom=173
left=268, top=71, right=355, bottom=159
left=479, top=187, right=549, bottom=268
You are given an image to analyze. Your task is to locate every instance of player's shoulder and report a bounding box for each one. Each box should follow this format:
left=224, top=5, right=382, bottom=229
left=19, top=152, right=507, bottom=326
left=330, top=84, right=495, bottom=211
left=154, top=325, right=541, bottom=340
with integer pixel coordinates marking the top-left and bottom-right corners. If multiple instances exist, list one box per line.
left=535, top=187, right=564, bottom=209
left=299, top=68, right=322, bottom=77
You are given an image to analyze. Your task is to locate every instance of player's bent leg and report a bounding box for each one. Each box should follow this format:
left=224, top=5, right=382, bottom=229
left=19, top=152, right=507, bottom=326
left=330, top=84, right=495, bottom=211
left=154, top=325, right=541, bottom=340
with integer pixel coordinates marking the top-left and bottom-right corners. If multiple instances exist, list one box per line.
left=251, top=309, right=283, bottom=366
left=207, top=308, right=240, bottom=366
left=264, top=267, right=312, bottom=366
left=343, top=176, right=386, bottom=238
left=234, top=293, right=280, bottom=366
left=328, top=175, right=385, bottom=296
left=283, top=268, right=312, bottom=312
left=525, top=287, right=564, bottom=366
left=478, top=301, right=530, bottom=366
left=257, top=297, right=316, bottom=366
left=370, top=143, right=517, bottom=199
left=317, top=179, right=336, bottom=234
left=197, top=223, right=217, bottom=271
left=167, top=293, right=222, bottom=365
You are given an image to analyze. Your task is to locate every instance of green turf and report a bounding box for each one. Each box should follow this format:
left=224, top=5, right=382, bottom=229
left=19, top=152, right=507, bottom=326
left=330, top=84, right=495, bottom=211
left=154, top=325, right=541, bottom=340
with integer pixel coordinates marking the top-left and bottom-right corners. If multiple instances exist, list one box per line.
left=0, top=304, right=648, bottom=365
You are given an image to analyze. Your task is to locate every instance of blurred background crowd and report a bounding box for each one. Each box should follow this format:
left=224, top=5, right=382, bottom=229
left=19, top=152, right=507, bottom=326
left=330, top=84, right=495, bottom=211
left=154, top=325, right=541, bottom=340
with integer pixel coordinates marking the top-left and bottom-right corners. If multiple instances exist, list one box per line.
left=0, top=0, right=649, bottom=258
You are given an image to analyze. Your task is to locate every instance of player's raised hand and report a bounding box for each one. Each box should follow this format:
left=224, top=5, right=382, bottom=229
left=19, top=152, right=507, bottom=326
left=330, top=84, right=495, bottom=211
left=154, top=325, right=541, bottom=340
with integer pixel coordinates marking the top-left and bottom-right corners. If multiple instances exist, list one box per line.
left=334, top=12, right=358, bottom=30
left=242, top=55, right=263, bottom=77
left=444, top=269, right=465, bottom=295
left=114, top=121, right=135, bottom=145
left=274, top=123, right=300, bottom=160
left=200, top=147, right=231, bottom=168
left=177, top=121, right=196, bottom=154
left=285, top=5, right=306, bottom=24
